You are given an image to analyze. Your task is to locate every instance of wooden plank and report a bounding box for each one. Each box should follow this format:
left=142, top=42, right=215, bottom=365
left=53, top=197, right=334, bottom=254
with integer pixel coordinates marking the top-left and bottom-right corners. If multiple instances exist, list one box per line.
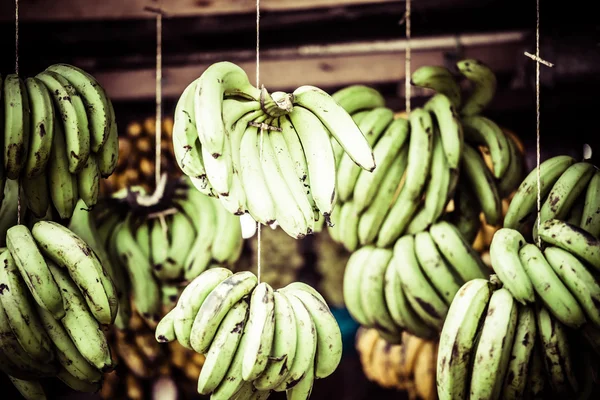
left=0, top=0, right=401, bottom=21
left=94, top=32, right=525, bottom=101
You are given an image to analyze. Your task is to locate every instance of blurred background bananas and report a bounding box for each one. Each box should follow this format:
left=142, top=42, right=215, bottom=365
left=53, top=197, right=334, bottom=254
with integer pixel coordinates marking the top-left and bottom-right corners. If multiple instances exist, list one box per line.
left=0, top=65, right=119, bottom=220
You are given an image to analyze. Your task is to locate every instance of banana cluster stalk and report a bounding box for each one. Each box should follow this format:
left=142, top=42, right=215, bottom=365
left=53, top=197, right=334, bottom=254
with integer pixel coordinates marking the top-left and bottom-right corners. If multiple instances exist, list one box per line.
left=356, top=328, right=438, bottom=400
left=504, top=154, right=600, bottom=242
left=436, top=276, right=598, bottom=400
left=0, top=65, right=119, bottom=220
left=172, top=61, right=375, bottom=239
left=154, top=268, right=342, bottom=399
left=343, top=221, right=489, bottom=342
left=101, top=116, right=179, bottom=195
left=328, top=59, right=525, bottom=249
left=0, top=219, right=120, bottom=397
left=95, top=176, right=244, bottom=329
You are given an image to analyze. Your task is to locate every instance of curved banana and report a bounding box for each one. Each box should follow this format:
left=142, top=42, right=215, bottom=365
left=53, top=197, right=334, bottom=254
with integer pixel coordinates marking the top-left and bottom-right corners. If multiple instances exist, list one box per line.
left=520, top=243, right=586, bottom=328
left=424, top=93, right=463, bottom=169
left=462, top=115, right=511, bottom=179
left=194, top=62, right=260, bottom=158
left=47, top=115, right=78, bottom=219
left=343, top=246, right=372, bottom=326
left=293, top=85, right=375, bottom=171
left=154, top=308, right=176, bottom=343
left=411, top=65, right=461, bottom=109
left=77, top=154, right=100, bottom=208
left=446, top=181, right=482, bottom=245
left=457, top=59, right=497, bottom=116
left=538, top=219, right=600, bottom=272
left=359, top=247, right=397, bottom=334
left=22, top=172, right=50, bottom=218
left=338, top=200, right=360, bottom=252
left=581, top=169, right=600, bottom=238
left=502, top=305, right=537, bottom=399
left=489, top=228, right=535, bottom=304
left=8, top=376, right=47, bottom=400
left=23, top=77, right=54, bottom=178
left=498, top=131, right=525, bottom=197
left=2, top=74, right=30, bottom=179
left=97, top=97, right=119, bottom=178
left=331, top=84, right=386, bottom=114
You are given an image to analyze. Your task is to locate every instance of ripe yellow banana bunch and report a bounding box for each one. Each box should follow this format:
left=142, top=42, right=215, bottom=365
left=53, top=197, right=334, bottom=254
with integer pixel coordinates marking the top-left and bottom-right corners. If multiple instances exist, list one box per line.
left=101, top=116, right=179, bottom=195
left=0, top=219, right=120, bottom=397
left=172, top=61, right=375, bottom=239
left=356, top=328, right=438, bottom=400
left=154, top=268, right=342, bottom=399
left=0, top=66, right=119, bottom=220
left=328, top=59, right=526, bottom=250
left=95, top=175, right=244, bottom=329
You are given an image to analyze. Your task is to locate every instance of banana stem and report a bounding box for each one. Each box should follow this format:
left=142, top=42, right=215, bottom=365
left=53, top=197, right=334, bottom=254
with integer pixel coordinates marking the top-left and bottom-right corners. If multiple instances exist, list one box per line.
left=260, top=86, right=293, bottom=117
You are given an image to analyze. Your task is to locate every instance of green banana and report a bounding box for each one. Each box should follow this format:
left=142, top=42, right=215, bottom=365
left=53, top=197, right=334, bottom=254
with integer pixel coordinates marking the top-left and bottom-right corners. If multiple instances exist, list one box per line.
left=77, top=154, right=100, bottom=208
left=22, top=172, right=50, bottom=218
left=411, top=65, right=461, bottom=108
left=47, top=114, right=78, bottom=219
left=342, top=246, right=372, bottom=326
left=538, top=219, right=600, bottom=272
left=424, top=93, right=463, bottom=169
left=462, top=115, right=510, bottom=179
left=339, top=200, right=360, bottom=252
left=3, top=74, right=30, bottom=179
left=446, top=181, right=482, bottom=245
left=23, top=77, right=54, bottom=178
left=498, top=131, right=525, bottom=197
left=502, top=305, right=537, bottom=399
left=331, top=85, right=386, bottom=114
left=8, top=376, right=47, bottom=400
left=56, top=367, right=101, bottom=393
left=457, top=59, right=496, bottom=116
left=97, top=97, right=119, bottom=178
left=580, top=169, right=600, bottom=237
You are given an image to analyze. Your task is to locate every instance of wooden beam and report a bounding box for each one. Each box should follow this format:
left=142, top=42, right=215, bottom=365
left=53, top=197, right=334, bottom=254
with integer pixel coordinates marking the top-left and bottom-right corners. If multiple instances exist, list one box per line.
left=94, top=31, right=526, bottom=101
left=0, top=0, right=402, bottom=21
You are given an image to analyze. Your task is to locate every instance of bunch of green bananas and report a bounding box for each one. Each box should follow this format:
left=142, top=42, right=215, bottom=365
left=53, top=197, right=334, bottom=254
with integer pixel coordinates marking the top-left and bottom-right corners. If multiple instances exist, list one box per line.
left=172, top=61, right=375, bottom=239
left=328, top=59, right=524, bottom=250
left=436, top=276, right=599, bottom=400
left=95, top=176, right=245, bottom=329
left=154, top=268, right=342, bottom=399
left=504, top=154, right=600, bottom=241
left=0, top=65, right=119, bottom=220
left=343, top=220, right=489, bottom=343
left=0, top=219, right=120, bottom=398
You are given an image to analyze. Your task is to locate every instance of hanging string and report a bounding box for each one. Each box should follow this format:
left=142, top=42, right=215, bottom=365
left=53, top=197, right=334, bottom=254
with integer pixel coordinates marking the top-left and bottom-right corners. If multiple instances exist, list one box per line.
left=255, top=0, right=262, bottom=284
left=404, top=0, right=411, bottom=113
left=15, top=0, right=21, bottom=225
left=524, top=0, right=553, bottom=246
left=154, top=8, right=163, bottom=188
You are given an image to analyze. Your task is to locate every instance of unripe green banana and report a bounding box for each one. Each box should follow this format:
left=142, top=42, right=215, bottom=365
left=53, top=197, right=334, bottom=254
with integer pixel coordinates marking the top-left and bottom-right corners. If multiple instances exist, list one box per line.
left=21, top=172, right=50, bottom=218
left=331, top=85, right=386, bottom=114
left=457, top=58, right=497, bottom=116
left=8, top=376, right=47, bottom=400
left=411, top=65, right=461, bottom=108
left=462, top=115, right=510, bottom=179
left=502, top=305, right=537, bottom=399
left=581, top=169, right=600, bottom=238
left=47, top=115, right=78, bottom=219
left=3, top=74, right=30, bottom=179
left=23, top=77, right=54, bottom=178
left=538, top=219, right=600, bottom=272
left=77, top=154, right=100, bottom=208
left=97, top=97, right=119, bottom=178
left=424, top=93, right=463, bottom=169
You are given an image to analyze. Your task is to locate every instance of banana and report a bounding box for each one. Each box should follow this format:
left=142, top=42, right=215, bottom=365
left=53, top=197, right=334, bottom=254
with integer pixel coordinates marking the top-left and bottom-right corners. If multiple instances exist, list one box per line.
left=392, top=235, right=448, bottom=330
left=292, top=85, right=375, bottom=171
left=164, top=211, right=196, bottom=281
left=353, top=117, right=409, bottom=211
left=461, top=143, right=502, bottom=225
left=342, top=246, right=372, bottom=326
left=190, top=271, right=258, bottom=353
left=5, top=225, right=64, bottom=319
left=357, top=146, right=409, bottom=245
left=280, top=282, right=329, bottom=310
left=8, top=376, right=47, bottom=400
left=154, top=308, right=176, bottom=343
left=285, top=360, right=314, bottom=400
left=259, top=129, right=308, bottom=238
left=23, top=77, right=54, bottom=178
left=406, top=127, right=457, bottom=233
left=3, top=74, right=30, bottom=179
left=36, top=70, right=90, bottom=173
left=202, top=128, right=234, bottom=196
left=47, top=262, right=113, bottom=371
left=36, top=305, right=102, bottom=383
left=77, top=154, right=100, bottom=208
left=47, top=114, right=78, bottom=219
left=526, top=341, right=546, bottom=399
left=173, top=267, right=232, bottom=349
left=242, top=282, right=276, bottom=381
left=519, top=243, right=585, bottom=328
left=462, top=115, right=510, bottom=179
left=436, top=279, right=492, bottom=400
left=149, top=218, right=169, bottom=278
left=57, top=367, right=101, bottom=393
left=287, top=107, right=336, bottom=218
left=498, top=131, right=525, bottom=197
left=21, top=171, right=50, bottom=218
left=429, top=220, right=487, bottom=281
left=411, top=65, right=461, bottom=109
left=197, top=298, right=249, bottom=394
left=194, top=62, right=260, bottom=158
left=97, top=97, right=119, bottom=178
left=0, top=251, right=54, bottom=362
left=338, top=200, right=360, bottom=251
left=414, top=231, right=463, bottom=305
left=377, top=108, right=434, bottom=247
left=337, top=107, right=394, bottom=201
left=504, top=155, right=576, bottom=230
left=502, top=305, right=537, bottom=400
left=536, top=305, right=578, bottom=395
left=114, top=217, right=162, bottom=326
left=134, top=220, right=150, bottom=261
left=457, top=59, right=497, bottom=116
left=581, top=169, right=600, bottom=237
left=239, top=124, right=277, bottom=225
left=424, top=93, right=463, bottom=170
left=270, top=119, right=315, bottom=232
left=446, top=181, right=482, bottom=245
left=331, top=85, right=386, bottom=114
left=544, top=246, right=600, bottom=327
left=104, top=222, right=132, bottom=330
left=469, top=288, right=518, bottom=400
left=383, top=251, right=436, bottom=339
left=31, top=221, right=118, bottom=325
left=275, top=291, right=317, bottom=390
left=359, top=247, right=397, bottom=333
left=46, top=63, right=111, bottom=152
left=211, top=202, right=243, bottom=264
left=489, top=228, right=535, bottom=304
left=538, top=219, right=600, bottom=272
left=254, top=291, right=297, bottom=390
left=0, top=180, right=19, bottom=240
